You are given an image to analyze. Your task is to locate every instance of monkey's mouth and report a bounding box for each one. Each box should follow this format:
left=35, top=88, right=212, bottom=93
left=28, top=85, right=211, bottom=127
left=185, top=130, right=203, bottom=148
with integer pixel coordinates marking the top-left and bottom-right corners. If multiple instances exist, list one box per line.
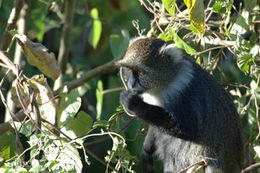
left=130, top=89, right=144, bottom=94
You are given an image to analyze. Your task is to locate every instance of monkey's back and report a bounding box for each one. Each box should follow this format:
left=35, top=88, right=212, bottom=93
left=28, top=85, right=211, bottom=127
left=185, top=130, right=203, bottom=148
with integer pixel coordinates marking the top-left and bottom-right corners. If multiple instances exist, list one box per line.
left=154, top=59, right=244, bottom=172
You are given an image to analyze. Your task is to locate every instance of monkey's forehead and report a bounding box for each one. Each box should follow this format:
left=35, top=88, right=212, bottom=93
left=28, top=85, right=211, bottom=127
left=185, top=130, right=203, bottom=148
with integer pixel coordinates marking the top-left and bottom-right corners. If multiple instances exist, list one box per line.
left=123, top=38, right=166, bottom=64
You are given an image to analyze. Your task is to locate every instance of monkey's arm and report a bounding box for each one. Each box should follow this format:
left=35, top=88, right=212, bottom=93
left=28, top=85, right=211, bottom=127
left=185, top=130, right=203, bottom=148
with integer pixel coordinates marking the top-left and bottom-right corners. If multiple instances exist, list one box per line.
left=120, top=91, right=197, bottom=140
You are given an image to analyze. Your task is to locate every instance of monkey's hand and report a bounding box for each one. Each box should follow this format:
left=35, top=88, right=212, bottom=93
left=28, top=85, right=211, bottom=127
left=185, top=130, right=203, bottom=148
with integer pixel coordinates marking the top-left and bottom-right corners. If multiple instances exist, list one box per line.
left=120, top=91, right=143, bottom=116
left=120, top=91, right=196, bottom=140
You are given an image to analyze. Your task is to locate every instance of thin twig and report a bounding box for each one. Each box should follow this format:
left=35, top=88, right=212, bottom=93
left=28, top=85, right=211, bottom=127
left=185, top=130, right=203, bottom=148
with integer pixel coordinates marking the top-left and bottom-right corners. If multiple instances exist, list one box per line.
left=84, top=147, right=118, bottom=172
left=242, top=162, right=260, bottom=173
left=101, top=87, right=125, bottom=95
left=254, top=76, right=260, bottom=139
left=119, top=67, right=135, bottom=117
left=178, top=159, right=209, bottom=173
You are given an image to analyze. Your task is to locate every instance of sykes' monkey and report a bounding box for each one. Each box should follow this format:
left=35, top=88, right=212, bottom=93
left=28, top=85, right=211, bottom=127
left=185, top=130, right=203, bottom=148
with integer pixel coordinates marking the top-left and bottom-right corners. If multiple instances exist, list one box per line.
left=118, top=37, right=244, bottom=173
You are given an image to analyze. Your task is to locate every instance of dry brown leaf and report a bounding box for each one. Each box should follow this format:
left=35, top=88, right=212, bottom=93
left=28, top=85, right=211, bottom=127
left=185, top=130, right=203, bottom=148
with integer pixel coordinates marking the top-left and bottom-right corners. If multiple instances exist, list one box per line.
left=14, top=33, right=61, bottom=80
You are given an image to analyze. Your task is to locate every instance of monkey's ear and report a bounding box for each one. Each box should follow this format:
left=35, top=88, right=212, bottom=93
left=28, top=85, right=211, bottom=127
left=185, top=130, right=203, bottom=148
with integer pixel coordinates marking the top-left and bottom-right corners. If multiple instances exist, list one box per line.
left=160, top=44, right=183, bottom=62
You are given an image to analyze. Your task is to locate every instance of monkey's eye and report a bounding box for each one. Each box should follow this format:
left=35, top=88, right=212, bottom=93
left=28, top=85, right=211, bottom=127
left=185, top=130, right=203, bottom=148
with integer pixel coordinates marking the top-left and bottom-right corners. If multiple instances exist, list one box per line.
left=138, top=71, right=144, bottom=76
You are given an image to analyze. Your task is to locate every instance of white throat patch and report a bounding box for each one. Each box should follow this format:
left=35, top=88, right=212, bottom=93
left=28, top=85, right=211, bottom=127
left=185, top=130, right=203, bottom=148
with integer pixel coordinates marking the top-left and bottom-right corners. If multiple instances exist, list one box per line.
left=141, top=91, right=163, bottom=107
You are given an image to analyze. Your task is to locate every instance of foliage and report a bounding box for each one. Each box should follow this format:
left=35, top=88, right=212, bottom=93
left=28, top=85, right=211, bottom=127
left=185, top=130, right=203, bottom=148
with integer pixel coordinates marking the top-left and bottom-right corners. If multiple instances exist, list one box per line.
left=0, top=0, right=259, bottom=173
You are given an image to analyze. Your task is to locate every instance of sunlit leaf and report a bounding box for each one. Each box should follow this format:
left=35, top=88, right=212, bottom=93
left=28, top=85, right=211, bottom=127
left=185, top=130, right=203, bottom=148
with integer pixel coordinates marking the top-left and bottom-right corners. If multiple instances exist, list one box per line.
left=46, top=140, right=83, bottom=172
left=0, top=133, right=22, bottom=167
left=14, top=34, right=61, bottom=80
left=28, top=75, right=57, bottom=125
left=162, top=0, right=176, bottom=16
left=230, top=10, right=249, bottom=35
left=184, top=0, right=205, bottom=34
left=88, top=8, right=102, bottom=49
left=169, top=28, right=196, bottom=55
left=12, top=120, right=35, bottom=137
left=96, top=80, right=103, bottom=120
left=212, top=1, right=222, bottom=12
left=57, top=87, right=82, bottom=127
left=254, top=146, right=260, bottom=159
left=237, top=53, right=252, bottom=74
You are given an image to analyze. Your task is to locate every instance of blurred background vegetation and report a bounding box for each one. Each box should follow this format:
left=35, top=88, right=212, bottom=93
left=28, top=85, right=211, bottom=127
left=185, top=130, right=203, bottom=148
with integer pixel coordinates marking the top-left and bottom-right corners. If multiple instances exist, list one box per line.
left=0, top=0, right=259, bottom=172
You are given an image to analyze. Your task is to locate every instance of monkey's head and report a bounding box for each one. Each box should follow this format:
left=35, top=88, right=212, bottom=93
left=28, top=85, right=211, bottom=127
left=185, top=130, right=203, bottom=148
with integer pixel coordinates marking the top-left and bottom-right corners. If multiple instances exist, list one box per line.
left=118, top=37, right=185, bottom=93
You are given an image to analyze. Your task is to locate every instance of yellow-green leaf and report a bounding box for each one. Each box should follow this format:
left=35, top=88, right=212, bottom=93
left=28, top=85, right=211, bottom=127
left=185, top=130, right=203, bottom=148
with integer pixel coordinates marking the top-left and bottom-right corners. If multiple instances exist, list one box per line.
left=88, top=8, right=102, bottom=49
left=57, top=87, right=82, bottom=127
left=169, top=28, right=197, bottom=55
left=14, top=34, right=61, bottom=80
left=162, top=0, right=176, bottom=16
left=96, top=80, right=103, bottom=120
left=183, top=0, right=205, bottom=34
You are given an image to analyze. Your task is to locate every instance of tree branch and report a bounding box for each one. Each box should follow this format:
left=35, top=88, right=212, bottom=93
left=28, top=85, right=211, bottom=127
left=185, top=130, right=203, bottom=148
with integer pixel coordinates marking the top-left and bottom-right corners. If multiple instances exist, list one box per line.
left=5, top=0, right=31, bottom=122
left=53, top=58, right=120, bottom=96
left=1, top=0, right=24, bottom=51
left=53, top=0, right=76, bottom=91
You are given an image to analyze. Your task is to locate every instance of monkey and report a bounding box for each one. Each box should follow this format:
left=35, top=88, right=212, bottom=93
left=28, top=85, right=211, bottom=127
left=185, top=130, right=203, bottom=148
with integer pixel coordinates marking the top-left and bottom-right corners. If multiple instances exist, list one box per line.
left=117, top=37, right=244, bottom=173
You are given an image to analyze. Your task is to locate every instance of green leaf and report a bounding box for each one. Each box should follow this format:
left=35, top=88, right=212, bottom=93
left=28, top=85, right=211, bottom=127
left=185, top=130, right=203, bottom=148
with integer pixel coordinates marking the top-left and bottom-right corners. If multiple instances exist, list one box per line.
left=169, top=28, right=197, bottom=55
left=48, top=160, right=59, bottom=169
left=109, top=30, right=130, bottom=58
left=162, top=0, right=176, bottom=16
left=212, top=1, right=222, bottom=12
left=88, top=8, right=102, bottom=49
left=96, top=80, right=103, bottom=120
left=13, top=120, right=35, bottom=137
left=230, top=11, right=249, bottom=35
left=184, top=0, right=205, bottom=34
left=64, top=111, right=93, bottom=139
left=237, top=53, right=252, bottom=74
left=57, top=87, right=82, bottom=127
left=0, top=133, right=21, bottom=167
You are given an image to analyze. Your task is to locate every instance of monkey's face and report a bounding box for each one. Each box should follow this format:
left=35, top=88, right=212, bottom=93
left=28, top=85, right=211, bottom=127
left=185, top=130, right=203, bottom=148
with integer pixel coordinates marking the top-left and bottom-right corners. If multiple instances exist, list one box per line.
left=119, top=37, right=179, bottom=92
